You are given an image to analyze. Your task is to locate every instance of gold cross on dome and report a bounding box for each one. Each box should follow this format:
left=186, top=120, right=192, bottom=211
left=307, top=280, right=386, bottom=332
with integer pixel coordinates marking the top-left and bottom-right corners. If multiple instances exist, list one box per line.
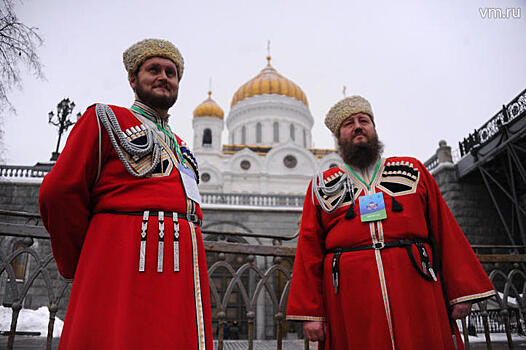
left=266, top=40, right=271, bottom=64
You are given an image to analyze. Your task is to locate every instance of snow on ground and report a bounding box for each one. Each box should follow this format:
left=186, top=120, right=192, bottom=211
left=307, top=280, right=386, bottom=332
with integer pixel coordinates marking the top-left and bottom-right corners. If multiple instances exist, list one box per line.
left=1, top=306, right=526, bottom=344
left=0, top=306, right=63, bottom=337
left=468, top=333, right=526, bottom=343
left=456, top=319, right=526, bottom=343
left=497, top=291, right=523, bottom=307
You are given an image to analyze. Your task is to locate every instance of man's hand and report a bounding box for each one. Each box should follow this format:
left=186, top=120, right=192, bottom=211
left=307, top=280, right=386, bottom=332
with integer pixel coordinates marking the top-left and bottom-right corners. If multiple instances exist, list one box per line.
left=451, top=301, right=472, bottom=319
left=303, top=321, right=326, bottom=342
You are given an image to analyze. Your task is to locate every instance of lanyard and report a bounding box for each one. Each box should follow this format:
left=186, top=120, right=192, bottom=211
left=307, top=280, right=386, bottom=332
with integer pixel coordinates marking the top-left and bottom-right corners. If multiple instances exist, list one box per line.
left=345, top=159, right=381, bottom=191
left=131, top=106, right=186, bottom=165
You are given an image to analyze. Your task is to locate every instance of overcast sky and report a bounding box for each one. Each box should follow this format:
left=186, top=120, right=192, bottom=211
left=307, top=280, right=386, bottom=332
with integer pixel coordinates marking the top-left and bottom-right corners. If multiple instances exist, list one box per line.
left=3, top=0, right=525, bottom=166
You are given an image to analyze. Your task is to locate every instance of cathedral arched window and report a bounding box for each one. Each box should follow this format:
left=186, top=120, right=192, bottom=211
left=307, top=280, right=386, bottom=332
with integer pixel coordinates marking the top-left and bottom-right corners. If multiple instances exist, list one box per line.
left=256, top=122, right=262, bottom=143
left=202, top=128, right=212, bottom=147
left=273, top=122, right=279, bottom=142
left=241, top=126, right=246, bottom=145
left=303, top=129, right=307, bottom=148
left=290, top=124, right=295, bottom=141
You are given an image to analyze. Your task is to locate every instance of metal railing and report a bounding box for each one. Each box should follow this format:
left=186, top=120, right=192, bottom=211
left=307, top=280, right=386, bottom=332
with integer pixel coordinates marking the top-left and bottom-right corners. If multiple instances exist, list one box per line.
left=2, top=210, right=526, bottom=349
left=468, top=309, right=523, bottom=334
left=459, top=88, right=526, bottom=157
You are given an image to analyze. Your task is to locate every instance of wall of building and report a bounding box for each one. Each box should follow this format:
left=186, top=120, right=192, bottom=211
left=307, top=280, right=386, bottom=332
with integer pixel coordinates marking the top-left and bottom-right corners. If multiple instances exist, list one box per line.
left=0, top=180, right=70, bottom=320
left=201, top=208, right=301, bottom=238
left=0, top=181, right=40, bottom=213
left=432, top=164, right=507, bottom=245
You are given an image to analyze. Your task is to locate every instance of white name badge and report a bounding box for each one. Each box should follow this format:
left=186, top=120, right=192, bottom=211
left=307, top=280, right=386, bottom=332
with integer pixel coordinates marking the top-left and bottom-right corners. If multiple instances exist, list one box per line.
left=179, top=164, right=202, bottom=205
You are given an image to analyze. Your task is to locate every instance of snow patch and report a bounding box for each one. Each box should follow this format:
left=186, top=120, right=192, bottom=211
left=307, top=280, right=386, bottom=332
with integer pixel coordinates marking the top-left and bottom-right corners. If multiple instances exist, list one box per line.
left=0, top=306, right=63, bottom=337
left=468, top=333, right=526, bottom=343
left=497, top=291, right=523, bottom=307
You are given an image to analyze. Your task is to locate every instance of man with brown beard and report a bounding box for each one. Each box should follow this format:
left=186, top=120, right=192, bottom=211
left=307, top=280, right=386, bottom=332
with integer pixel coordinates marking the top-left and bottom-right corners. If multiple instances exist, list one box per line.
left=39, top=39, right=212, bottom=350
left=286, top=96, right=495, bottom=349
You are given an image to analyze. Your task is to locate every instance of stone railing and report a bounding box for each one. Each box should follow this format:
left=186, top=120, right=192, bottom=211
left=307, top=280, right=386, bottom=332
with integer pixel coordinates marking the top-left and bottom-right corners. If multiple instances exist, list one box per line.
left=2, top=211, right=526, bottom=349
left=0, top=164, right=52, bottom=179
left=201, top=193, right=304, bottom=208
left=424, top=140, right=454, bottom=172
left=424, top=153, right=439, bottom=171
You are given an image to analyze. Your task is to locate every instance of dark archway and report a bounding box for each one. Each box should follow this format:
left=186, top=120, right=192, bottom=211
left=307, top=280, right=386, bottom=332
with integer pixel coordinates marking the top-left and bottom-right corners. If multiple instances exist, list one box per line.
left=202, top=128, right=212, bottom=147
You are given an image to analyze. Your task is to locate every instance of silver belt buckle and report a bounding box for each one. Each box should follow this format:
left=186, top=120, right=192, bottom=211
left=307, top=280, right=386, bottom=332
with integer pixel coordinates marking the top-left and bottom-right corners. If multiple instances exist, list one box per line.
left=373, top=242, right=385, bottom=250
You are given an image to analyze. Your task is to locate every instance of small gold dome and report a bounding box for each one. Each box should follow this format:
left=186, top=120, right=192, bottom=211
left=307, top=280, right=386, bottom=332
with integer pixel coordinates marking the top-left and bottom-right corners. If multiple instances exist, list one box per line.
left=231, top=56, right=308, bottom=107
left=193, top=91, right=224, bottom=119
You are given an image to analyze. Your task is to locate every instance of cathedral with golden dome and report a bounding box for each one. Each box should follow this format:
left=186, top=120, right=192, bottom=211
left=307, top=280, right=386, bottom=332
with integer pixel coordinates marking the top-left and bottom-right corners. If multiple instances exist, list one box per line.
left=192, top=55, right=341, bottom=195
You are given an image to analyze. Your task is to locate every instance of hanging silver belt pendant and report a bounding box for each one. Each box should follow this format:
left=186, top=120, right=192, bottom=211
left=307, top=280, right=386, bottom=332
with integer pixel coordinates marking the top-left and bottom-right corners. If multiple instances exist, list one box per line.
left=173, top=213, right=179, bottom=272
left=157, top=211, right=165, bottom=272
left=429, top=267, right=438, bottom=281
left=139, top=211, right=149, bottom=272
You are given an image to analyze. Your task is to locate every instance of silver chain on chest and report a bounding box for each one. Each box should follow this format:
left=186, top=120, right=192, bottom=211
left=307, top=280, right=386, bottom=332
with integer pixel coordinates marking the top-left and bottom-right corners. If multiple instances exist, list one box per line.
left=95, top=104, right=161, bottom=177
left=312, top=171, right=354, bottom=213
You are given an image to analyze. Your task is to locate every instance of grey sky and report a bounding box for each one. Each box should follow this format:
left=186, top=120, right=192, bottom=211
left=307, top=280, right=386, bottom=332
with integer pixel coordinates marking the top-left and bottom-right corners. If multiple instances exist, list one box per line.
left=3, top=0, right=525, bottom=166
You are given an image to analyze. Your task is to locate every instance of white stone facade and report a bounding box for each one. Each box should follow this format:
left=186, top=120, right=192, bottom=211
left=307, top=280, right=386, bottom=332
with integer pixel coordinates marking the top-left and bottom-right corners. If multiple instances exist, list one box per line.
left=193, top=94, right=341, bottom=195
left=226, top=95, right=313, bottom=148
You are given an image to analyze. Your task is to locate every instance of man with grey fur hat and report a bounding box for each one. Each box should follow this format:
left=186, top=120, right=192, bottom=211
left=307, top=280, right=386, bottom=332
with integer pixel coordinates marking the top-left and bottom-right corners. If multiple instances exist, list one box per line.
left=286, top=95, right=495, bottom=349
left=40, top=38, right=212, bottom=350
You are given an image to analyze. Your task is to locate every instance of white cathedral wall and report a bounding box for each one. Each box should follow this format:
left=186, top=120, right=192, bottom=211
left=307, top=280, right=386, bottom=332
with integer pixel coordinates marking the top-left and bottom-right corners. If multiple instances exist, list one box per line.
left=219, top=172, right=311, bottom=195
left=195, top=152, right=224, bottom=172
left=192, top=116, right=224, bottom=152
left=317, top=152, right=343, bottom=172
left=226, top=95, right=314, bottom=148
left=226, top=149, right=264, bottom=173
left=196, top=149, right=343, bottom=194
left=264, top=143, right=317, bottom=175
left=196, top=161, right=223, bottom=192
left=193, top=93, right=344, bottom=195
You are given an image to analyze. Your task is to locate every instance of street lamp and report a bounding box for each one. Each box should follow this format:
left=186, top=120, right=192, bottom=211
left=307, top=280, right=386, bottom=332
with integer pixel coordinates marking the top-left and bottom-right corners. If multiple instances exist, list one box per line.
left=48, top=98, right=77, bottom=161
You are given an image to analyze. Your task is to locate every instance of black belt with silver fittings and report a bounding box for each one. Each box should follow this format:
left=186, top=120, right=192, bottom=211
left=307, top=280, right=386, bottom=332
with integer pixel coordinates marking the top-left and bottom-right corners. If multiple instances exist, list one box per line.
left=99, top=210, right=201, bottom=226
left=327, top=238, right=438, bottom=294
left=99, top=209, right=200, bottom=273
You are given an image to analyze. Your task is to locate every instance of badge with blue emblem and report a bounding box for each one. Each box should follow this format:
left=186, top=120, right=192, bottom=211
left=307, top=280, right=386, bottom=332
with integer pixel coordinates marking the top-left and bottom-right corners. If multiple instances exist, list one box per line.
left=359, top=192, right=387, bottom=222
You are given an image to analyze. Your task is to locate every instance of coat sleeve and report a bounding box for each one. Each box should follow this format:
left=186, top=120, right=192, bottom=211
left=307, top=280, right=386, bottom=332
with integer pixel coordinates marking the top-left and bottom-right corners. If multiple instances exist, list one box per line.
left=286, top=181, right=327, bottom=322
left=39, top=106, right=111, bottom=279
left=420, top=161, right=496, bottom=305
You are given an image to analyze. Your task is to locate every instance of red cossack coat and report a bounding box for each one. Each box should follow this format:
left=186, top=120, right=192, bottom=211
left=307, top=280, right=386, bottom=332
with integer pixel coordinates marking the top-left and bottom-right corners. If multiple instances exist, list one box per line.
left=286, top=157, right=495, bottom=350
left=39, top=104, right=212, bottom=350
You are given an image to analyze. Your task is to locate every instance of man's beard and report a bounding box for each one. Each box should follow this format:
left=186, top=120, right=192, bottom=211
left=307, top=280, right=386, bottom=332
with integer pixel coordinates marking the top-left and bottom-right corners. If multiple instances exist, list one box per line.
left=135, top=82, right=178, bottom=111
left=338, top=132, right=384, bottom=169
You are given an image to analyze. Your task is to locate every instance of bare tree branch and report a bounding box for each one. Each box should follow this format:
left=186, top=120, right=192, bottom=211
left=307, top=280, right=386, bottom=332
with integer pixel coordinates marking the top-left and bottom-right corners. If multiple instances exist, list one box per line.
left=0, top=0, right=44, bottom=115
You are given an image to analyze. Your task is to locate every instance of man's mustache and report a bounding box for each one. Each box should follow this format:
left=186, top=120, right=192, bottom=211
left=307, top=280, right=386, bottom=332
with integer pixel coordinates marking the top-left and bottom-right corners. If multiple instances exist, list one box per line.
left=154, top=83, right=171, bottom=91
left=352, top=129, right=364, bottom=138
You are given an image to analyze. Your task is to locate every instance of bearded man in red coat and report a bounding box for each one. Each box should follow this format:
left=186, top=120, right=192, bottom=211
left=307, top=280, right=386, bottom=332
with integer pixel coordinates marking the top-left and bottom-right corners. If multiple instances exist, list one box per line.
left=39, top=39, right=212, bottom=350
left=286, top=95, right=496, bottom=350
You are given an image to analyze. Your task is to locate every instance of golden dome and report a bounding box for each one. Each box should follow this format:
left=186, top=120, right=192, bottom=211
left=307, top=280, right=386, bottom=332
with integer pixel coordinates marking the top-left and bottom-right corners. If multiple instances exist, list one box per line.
left=231, top=56, right=308, bottom=107
left=193, top=91, right=224, bottom=119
